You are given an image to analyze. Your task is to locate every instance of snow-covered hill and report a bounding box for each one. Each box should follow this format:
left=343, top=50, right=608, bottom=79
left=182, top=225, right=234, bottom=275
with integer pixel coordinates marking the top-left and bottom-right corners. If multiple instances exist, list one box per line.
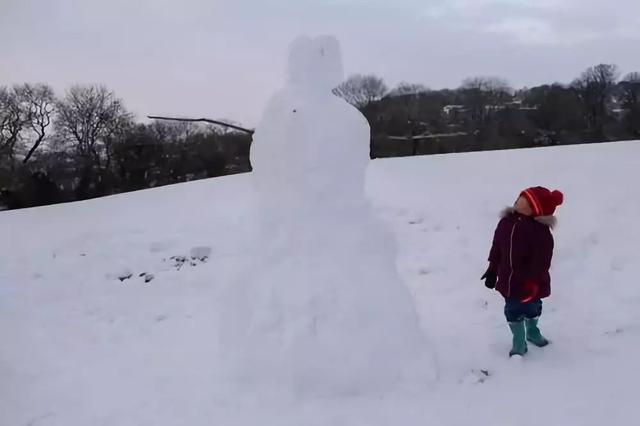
left=2, top=141, right=639, bottom=426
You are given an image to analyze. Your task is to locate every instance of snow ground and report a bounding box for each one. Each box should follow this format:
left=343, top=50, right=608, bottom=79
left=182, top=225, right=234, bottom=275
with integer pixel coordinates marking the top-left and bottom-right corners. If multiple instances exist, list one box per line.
left=2, top=141, right=640, bottom=426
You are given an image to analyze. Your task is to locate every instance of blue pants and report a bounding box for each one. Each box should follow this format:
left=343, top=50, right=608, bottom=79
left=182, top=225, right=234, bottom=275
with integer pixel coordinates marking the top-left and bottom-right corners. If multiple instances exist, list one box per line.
left=504, top=299, right=543, bottom=322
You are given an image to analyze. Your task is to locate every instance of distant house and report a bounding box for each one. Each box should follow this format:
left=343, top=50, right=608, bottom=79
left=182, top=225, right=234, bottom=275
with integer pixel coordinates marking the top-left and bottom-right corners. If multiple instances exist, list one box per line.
left=442, top=105, right=468, bottom=121
left=607, top=94, right=630, bottom=120
left=611, top=108, right=629, bottom=120
left=442, top=102, right=536, bottom=123
left=443, top=105, right=466, bottom=115
left=504, top=100, right=538, bottom=110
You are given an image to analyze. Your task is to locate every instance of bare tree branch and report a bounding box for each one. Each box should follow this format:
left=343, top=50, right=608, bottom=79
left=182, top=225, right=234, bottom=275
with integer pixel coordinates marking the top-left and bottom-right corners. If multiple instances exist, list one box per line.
left=147, top=116, right=254, bottom=135
left=20, top=83, right=56, bottom=164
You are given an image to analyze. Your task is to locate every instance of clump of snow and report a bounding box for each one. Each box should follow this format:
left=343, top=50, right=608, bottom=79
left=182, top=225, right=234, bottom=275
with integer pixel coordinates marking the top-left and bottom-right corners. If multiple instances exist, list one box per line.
left=139, top=272, right=155, bottom=283
left=107, top=267, right=134, bottom=282
left=190, top=246, right=212, bottom=261
left=224, top=35, right=433, bottom=396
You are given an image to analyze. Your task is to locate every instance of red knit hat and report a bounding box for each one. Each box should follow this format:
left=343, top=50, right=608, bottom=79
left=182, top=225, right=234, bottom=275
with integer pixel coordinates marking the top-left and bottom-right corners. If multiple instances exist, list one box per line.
left=521, top=186, right=564, bottom=217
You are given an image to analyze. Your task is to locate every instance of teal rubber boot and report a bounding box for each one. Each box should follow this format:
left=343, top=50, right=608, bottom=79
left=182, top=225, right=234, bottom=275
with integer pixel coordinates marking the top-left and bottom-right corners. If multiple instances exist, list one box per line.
left=525, top=317, right=549, bottom=347
left=508, top=321, right=528, bottom=357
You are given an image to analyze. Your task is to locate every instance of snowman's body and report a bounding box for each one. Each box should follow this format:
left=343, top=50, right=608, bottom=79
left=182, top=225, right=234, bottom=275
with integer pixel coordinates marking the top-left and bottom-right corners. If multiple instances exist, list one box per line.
left=220, top=36, right=433, bottom=396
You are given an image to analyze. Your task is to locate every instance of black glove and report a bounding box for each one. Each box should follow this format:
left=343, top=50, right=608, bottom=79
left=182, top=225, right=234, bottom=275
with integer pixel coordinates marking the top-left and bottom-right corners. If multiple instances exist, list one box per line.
left=481, top=270, right=497, bottom=289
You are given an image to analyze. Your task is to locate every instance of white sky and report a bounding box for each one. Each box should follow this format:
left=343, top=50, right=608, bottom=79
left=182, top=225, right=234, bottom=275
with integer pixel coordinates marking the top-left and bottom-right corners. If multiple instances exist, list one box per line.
left=1, top=0, right=639, bottom=126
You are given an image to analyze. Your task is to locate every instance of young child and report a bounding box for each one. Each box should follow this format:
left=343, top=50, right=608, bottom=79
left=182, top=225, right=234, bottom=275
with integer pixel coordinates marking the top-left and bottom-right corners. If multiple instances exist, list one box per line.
left=482, top=186, right=564, bottom=357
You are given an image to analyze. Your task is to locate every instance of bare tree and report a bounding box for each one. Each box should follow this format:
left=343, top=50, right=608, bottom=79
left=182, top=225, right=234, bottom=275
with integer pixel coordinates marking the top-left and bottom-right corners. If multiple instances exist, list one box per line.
left=56, top=85, right=132, bottom=167
left=389, top=82, right=429, bottom=97
left=333, top=74, right=388, bottom=108
left=571, top=64, right=620, bottom=129
left=56, top=85, right=132, bottom=196
left=0, top=86, right=30, bottom=168
left=619, top=72, right=640, bottom=109
left=0, top=87, right=9, bottom=158
left=459, top=76, right=513, bottom=123
left=624, top=72, right=640, bottom=82
left=19, top=84, right=56, bottom=164
left=461, top=77, right=512, bottom=102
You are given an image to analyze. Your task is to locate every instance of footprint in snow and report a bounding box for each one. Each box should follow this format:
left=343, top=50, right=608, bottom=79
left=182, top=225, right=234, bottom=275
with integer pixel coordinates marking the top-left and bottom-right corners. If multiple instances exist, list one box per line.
left=459, top=369, right=491, bottom=385
left=190, top=246, right=212, bottom=261
left=604, top=327, right=624, bottom=336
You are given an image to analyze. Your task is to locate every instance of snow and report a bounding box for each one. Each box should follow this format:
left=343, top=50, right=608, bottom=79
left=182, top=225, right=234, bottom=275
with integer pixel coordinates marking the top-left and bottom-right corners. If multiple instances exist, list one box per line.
left=2, top=140, right=640, bottom=425
left=231, top=35, right=432, bottom=396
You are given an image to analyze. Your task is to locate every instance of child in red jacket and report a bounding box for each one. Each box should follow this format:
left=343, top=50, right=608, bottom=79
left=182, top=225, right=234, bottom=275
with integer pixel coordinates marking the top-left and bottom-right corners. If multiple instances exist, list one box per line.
left=482, top=186, right=564, bottom=357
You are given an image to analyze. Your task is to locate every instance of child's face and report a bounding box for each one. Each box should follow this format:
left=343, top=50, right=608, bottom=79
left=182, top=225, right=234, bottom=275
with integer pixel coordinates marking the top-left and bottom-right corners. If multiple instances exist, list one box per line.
left=514, top=196, right=533, bottom=216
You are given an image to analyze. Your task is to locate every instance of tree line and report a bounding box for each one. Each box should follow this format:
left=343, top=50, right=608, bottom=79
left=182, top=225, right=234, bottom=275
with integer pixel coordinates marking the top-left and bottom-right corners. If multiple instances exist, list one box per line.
left=0, top=85, right=251, bottom=209
left=335, top=64, right=640, bottom=157
left=2, top=63, right=639, bottom=210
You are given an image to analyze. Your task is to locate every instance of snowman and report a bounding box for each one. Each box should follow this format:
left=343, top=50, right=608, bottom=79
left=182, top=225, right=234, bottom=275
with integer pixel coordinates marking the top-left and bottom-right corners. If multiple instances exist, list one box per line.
left=219, top=35, right=434, bottom=396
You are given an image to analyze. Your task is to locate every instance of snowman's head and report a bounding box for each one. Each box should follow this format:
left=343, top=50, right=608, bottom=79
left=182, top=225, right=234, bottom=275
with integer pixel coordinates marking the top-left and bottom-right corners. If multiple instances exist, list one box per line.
left=287, top=35, right=344, bottom=96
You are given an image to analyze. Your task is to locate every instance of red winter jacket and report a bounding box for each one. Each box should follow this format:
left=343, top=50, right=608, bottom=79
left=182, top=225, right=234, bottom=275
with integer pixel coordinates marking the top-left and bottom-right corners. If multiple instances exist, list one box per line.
left=487, top=208, right=556, bottom=302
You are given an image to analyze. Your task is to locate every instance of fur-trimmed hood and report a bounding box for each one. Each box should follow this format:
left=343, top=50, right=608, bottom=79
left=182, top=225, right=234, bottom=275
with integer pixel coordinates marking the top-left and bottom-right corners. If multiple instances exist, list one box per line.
left=500, top=207, right=557, bottom=230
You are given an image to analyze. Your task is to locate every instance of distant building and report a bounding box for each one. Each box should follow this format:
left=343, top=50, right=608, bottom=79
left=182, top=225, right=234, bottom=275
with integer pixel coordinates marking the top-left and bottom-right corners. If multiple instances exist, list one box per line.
left=443, top=105, right=466, bottom=115
left=442, top=105, right=469, bottom=122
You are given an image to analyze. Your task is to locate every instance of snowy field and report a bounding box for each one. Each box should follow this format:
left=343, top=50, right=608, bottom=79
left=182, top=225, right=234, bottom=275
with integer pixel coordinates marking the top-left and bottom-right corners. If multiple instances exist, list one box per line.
left=2, top=140, right=640, bottom=426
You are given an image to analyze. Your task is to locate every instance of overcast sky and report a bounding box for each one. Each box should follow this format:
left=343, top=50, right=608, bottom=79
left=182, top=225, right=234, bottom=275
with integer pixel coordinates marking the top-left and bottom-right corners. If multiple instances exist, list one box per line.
left=1, top=0, right=639, bottom=126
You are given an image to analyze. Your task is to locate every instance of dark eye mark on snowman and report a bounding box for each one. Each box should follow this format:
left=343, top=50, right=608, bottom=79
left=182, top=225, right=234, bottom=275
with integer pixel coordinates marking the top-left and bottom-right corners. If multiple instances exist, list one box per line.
left=293, top=109, right=297, bottom=113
